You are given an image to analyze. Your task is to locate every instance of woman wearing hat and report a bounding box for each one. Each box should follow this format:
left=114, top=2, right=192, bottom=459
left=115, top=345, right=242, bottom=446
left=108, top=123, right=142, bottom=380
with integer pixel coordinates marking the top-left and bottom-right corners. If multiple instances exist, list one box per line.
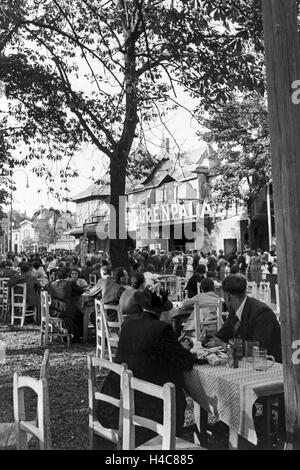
left=97, top=285, right=197, bottom=446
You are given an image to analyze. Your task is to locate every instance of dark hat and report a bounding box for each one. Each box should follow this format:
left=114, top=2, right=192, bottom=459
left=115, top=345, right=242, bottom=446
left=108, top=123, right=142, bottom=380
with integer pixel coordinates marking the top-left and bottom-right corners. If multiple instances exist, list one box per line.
left=134, top=287, right=173, bottom=313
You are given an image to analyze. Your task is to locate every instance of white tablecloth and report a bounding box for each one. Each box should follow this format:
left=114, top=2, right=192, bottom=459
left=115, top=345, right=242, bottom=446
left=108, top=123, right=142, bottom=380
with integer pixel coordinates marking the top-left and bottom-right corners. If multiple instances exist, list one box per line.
left=184, top=360, right=283, bottom=445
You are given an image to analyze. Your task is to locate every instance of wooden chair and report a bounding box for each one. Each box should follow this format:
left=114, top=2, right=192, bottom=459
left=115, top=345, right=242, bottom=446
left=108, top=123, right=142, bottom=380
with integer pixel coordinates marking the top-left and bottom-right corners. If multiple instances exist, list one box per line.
left=0, top=277, right=10, bottom=323
left=13, top=350, right=52, bottom=450
left=11, top=283, right=37, bottom=326
left=40, top=291, right=71, bottom=347
left=122, top=369, right=206, bottom=450
left=160, top=275, right=177, bottom=296
left=89, top=274, right=97, bottom=287
left=246, top=281, right=259, bottom=299
left=194, top=300, right=223, bottom=340
left=259, top=281, right=271, bottom=304
left=96, top=301, right=122, bottom=361
left=95, top=299, right=106, bottom=359
left=0, top=350, right=51, bottom=450
left=87, top=355, right=128, bottom=450
left=176, top=277, right=187, bottom=301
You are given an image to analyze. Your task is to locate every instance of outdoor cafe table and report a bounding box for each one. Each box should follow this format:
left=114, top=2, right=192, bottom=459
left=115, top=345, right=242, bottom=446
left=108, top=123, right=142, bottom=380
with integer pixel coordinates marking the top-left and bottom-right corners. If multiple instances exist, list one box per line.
left=184, top=360, right=284, bottom=449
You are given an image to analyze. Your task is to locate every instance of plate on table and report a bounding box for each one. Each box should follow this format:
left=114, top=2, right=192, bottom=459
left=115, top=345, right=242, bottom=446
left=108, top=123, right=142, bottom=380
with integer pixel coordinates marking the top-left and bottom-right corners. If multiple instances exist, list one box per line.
left=191, top=343, right=227, bottom=365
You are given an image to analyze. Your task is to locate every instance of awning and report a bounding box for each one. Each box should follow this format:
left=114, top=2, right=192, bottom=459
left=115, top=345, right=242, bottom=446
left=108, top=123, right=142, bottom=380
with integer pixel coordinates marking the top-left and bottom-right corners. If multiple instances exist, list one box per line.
left=69, top=227, right=84, bottom=236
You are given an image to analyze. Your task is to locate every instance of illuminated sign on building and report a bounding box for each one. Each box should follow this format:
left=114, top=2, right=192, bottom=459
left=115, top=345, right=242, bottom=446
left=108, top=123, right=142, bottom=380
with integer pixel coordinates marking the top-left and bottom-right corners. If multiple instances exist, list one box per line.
left=136, top=201, right=203, bottom=226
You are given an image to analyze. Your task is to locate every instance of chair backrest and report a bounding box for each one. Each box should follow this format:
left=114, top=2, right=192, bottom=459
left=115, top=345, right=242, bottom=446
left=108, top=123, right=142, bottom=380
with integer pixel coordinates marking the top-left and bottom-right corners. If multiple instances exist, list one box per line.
left=95, top=299, right=106, bottom=359
left=194, top=300, right=223, bottom=340
left=246, top=281, right=258, bottom=298
left=122, top=369, right=176, bottom=450
left=11, top=283, right=27, bottom=309
left=89, top=274, right=97, bottom=287
left=0, top=277, right=10, bottom=322
left=13, top=370, right=51, bottom=449
left=40, top=291, right=51, bottom=322
left=0, top=277, right=9, bottom=297
left=176, top=277, right=186, bottom=300
left=259, top=281, right=271, bottom=304
left=40, top=291, right=51, bottom=346
left=100, top=302, right=122, bottom=362
left=87, top=355, right=127, bottom=447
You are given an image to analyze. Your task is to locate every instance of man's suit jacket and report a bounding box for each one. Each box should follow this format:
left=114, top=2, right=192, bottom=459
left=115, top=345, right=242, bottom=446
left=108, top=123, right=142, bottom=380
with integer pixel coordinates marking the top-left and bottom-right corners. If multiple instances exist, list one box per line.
left=97, top=311, right=196, bottom=434
left=215, top=296, right=282, bottom=362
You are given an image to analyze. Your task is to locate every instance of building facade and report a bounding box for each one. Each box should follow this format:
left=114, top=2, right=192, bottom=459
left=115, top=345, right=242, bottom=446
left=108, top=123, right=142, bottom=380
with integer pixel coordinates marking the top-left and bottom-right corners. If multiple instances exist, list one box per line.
left=70, top=142, right=274, bottom=257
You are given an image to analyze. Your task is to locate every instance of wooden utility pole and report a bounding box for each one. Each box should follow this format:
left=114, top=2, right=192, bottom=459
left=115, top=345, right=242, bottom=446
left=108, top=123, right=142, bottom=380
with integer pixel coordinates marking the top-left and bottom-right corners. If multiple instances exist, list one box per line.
left=262, top=0, right=300, bottom=449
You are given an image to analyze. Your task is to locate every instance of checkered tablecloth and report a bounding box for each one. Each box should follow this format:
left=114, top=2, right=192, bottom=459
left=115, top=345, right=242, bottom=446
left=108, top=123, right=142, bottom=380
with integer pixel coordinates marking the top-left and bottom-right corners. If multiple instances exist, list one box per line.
left=184, top=361, right=283, bottom=445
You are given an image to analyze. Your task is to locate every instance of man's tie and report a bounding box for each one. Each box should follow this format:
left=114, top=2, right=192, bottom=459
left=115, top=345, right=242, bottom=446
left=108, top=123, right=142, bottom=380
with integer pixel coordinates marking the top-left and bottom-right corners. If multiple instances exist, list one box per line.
left=233, top=313, right=241, bottom=335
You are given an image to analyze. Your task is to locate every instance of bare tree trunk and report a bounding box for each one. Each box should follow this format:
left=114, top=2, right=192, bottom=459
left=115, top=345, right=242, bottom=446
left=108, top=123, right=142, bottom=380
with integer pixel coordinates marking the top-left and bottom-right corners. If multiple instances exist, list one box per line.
left=262, top=0, right=300, bottom=449
left=108, top=32, right=138, bottom=272
left=109, top=149, right=130, bottom=271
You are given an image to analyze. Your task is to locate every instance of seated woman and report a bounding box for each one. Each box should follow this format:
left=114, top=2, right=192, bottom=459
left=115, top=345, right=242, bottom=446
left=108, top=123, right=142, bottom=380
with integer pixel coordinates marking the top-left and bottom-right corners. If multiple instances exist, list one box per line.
left=97, top=286, right=197, bottom=446
left=45, top=268, right=83, bottom=343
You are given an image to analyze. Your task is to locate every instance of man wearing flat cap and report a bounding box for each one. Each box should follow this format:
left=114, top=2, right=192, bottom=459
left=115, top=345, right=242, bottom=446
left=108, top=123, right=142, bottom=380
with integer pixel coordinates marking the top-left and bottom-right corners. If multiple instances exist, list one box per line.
left=97, top=286, right=197, bottom=446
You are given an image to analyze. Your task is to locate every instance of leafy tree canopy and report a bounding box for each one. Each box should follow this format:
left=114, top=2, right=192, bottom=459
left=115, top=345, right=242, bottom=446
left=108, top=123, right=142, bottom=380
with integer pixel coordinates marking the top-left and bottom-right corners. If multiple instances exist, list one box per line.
left=0, top=0, right=269, bottom=265
left=200, top=92, right=271, bottom=207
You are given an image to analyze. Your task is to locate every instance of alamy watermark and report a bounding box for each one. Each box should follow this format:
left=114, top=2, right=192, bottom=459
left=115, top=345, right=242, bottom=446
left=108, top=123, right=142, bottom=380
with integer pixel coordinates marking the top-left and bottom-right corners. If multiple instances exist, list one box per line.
left=291, top=80, right=300, bottom=104
left=92, top=196, right=207, bottom=245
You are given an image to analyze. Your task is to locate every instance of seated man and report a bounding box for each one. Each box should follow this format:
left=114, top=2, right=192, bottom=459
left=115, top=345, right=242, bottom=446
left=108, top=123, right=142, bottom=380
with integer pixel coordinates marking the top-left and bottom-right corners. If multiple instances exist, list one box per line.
left=46, top=268, right=83, bottom=342
left=119, top=272, right=145, bottom=320
left=70, top=268, right=89, bottom=291
left=87, top=265, right=128, bottom=321
left=205, top=274, right=282, bottom=363
left=79, top=260, right=93, bottom=283
left=2, top=260, right=18, bottom=279
left=97, top=286, right=197, bottom=446
left=7, top=262, right=41, bottom=319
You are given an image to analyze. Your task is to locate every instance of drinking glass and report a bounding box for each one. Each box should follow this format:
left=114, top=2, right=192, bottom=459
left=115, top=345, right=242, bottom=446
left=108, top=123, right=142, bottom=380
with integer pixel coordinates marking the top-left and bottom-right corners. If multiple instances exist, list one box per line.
left=253, top=347, right=275, bottom=371
left=244, top=340, right=259, bottom=362
left=229, top=338, right=243, bottom=361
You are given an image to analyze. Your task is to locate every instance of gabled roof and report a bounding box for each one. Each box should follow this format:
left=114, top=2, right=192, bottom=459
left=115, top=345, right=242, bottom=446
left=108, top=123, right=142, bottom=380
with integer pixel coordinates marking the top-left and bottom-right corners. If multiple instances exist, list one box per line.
left=71, top=173, right=139, bottom=202
left=19, top=219, right=32, bottom=226
left=128, top=142, right=218, bottom=194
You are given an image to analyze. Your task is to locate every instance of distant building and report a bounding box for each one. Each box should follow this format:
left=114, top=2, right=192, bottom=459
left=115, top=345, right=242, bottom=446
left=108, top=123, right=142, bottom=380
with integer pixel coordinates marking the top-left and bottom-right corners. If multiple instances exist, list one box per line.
left=69, top=140, right=274, bottom=257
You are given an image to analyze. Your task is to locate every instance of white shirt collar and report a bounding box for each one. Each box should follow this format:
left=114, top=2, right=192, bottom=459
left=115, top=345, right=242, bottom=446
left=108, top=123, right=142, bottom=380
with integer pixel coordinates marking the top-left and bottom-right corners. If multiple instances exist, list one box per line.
left=235, top=296, right=248, bottom=321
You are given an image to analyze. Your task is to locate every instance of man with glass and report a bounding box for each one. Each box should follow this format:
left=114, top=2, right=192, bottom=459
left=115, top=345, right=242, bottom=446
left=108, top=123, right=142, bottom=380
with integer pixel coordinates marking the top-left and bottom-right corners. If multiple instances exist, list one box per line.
left=205, top=274, right=282, bottom=363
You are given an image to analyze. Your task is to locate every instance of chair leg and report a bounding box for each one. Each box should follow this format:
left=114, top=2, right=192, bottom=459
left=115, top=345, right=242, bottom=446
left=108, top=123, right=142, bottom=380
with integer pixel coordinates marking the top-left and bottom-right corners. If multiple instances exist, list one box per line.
left=16, top=425, right=28, bottom=450
left=21, top=310, right=25, bottom=327
left=67, top=335, right=71, bottom=348
left=89, top=428, right=94, bottom=450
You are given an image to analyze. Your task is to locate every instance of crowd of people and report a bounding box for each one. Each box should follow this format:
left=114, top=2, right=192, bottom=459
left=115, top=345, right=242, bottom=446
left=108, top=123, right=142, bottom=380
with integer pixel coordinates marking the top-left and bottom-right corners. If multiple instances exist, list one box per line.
left=0, top=245, right=282, bottom=448
left=0, top=246, right=278, bottom=340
